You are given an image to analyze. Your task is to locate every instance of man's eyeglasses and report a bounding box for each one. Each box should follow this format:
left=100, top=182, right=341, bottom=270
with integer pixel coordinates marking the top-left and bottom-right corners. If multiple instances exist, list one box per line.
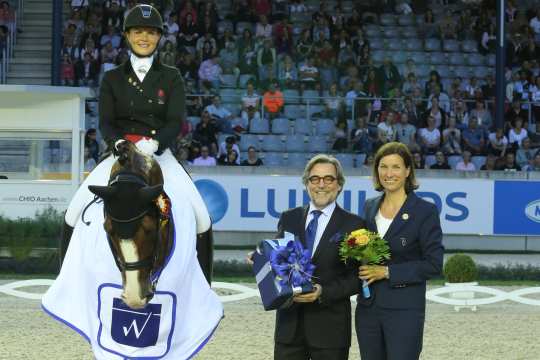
left=308, top=175, right=337, bottom=185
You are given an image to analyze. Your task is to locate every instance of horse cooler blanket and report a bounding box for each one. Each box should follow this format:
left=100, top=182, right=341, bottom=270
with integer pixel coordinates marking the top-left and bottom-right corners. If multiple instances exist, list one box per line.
left=42, top=188, right=223, bottom=359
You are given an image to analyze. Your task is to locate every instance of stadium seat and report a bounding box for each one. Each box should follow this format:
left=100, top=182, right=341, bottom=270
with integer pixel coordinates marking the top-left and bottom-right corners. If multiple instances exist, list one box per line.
left=409, top=51, right=427, bottom=64
left=467, top=54, right=486, bottom=66
left=355, top=153, right=367, bottom=167
left=217, top=20, right=233, bottom=34
left=370, top=40, right=386, bottom=50
left=239, top=134, right=260, bottom=151
left=462, top=40, right=478, bottom=53
left=187, top=116, right=200, bottom=128
left=472, top=155, right=487, bottom=169
left=250, top=118, right=270, bottom=134
left=391, top=51, right=408, bottom=64
left=382, top=27, right=400, bottom=39
left=220, top=88, right=240, bottom=102
left=221, top=74, right=237, bottom=88
left=284, top=105, right=306, bottom=119
left=293, top=118, right=312, bottom=135
left=236, top=22, right=253, bottom=35
left=334, top=153, right=354, bottom=168
left=424, top=39, right=441, bottom=52
left=387, top=39, right=403, bottom=51
left=402, top=27, right=418, bottom=38
left=449, top=53, right=466, bottom=65
left=398, top=15, right=415, bottom=26
left=443, top=40, right=460, bottom=52
left=425, top=155, right=437, bottom=168
left=238, top=74, right=256, bottom=88
left=286, top=152, right=307, bottom=167
left=380, top=14, right=396, bottom=26
left=436, top=65, right=451, bottom=78
left=416, top=64, right=431, bottom=77
left=308, top=136, right=329, bottom=153
left=429, top=52, right=447, bottom=65
left=262, top=152, right=284, bottom=166
left=223, top=103, right=241, bottom=116
left=315, top=118, right=335, bottom=136
left=473, top=66, right=490, bottom=79
left=302, top=90, right=321, bottom=105
left=283, top=89, right=300, bottom=104
left=372, top=50, right=387, bottom=63
left=307, top=104, right=325, bottom=118
left=487, top=54, right=496, bottom=67
left=271, top=117, right=290, bottom=134
left=448, top=155, right=463, bottom=169
left=453, top=66, right=472, bottom=78
left=405, top=39, right=423, bottom=51
left=261, top=135, right=284, bottom=152
left=285, top=134, right=307, bottom=153
left=230, top=117, right=245, bottom=129
left=365, top=25, right=381, bottom=38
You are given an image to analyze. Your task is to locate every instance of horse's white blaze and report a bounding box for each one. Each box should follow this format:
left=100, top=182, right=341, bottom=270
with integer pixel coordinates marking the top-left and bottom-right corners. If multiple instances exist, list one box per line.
left=119, top=239, right=143, bottom=305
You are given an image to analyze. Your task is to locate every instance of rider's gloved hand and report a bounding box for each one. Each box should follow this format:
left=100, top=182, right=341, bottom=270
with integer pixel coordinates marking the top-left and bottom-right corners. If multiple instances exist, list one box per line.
left=135, top=138, right=159, bottom=156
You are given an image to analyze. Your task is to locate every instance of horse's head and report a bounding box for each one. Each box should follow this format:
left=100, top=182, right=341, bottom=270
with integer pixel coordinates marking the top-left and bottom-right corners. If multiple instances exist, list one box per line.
left=89, top=141, right=169, bottom=309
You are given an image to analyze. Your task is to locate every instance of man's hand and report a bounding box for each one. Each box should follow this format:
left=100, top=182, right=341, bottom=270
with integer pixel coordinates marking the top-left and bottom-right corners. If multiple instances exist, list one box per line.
left=293, top=284, right=322, bottom=303
left=359, top=265, right=388, bottom=285
left=136, top=139, right=159, bottom=156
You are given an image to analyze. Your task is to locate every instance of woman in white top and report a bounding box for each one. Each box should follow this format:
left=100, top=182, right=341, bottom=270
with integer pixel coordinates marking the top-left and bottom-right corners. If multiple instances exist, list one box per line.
left=455, top=150, right=476, bottom=171
left=488, top=128, right=508, bottom=157
left=508, top=117, right=528, bottom=149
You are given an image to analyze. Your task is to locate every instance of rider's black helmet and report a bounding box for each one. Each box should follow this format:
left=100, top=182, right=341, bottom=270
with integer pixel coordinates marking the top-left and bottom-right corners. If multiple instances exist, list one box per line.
left=123, top=4, right=164, bottom=33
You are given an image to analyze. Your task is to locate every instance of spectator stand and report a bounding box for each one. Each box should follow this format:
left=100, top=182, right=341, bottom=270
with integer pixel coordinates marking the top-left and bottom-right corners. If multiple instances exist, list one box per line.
left=0, top=0, right=21, bottom=83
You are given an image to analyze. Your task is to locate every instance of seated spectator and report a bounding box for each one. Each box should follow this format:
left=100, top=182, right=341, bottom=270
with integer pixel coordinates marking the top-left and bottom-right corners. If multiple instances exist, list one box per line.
left=402, top=73, right=423, bottom=97
left=529, top=8, right=540, bottom=43
left=516, top=138, right=537, bottom=169
left=295, top=28, right=314, bottom=62
left=196, top=33, right=217, bottom=61
left=317, top=39, right=337, bottom=86
left=177, top=12, right=199, bottom=51
left=505, top=100, right=527, bottom=129
left=262, top=81, right=284, bottom=119
left=488, top=128, right=508, bottom=157
left=395, top=113, right=420, bottom=153
left=376, top=111, right=397, bottom=149
left=463, top=77, right=482, bottom=99
left=438, top=9, right=458, bottom=40
left=332, top=120, right=348, bottom=152
left=100, top=25, right=121, bottom=49
left=237, top=29, right=257, bottom=75
left=530, top=75, right=540, bottom=123
left=257, top=39, right=277, bottom=82
left=480, top=23, right=496, bottom=55
left=400, top=59, right=417, bottom=80
left=218, top=136, right=241, bottom=165
left=193, top=145, right=217, bottom=166
left=430, top=151, right=451, bottom=170
left=455, top=151, right=476, bottom=171
left=179, top=0, right=197, bottom=25
left=289, top=0, right=308, bottom=14
left=481, top=154, right=498, bottom=171
left=402, top=96, right=421, bottom=128
left=205, top=95, right=234, bottom=133
left=164, top=13, right=179, bottom=38
left=345, top=81, right=367, bottom=115
left=450, top=99, right=470, bottom=129
left=324, top=83, right=344, bottom=119
left=193, top=111, right=219, bottom=154
left=278, top=55, right=298, bottom=89
left=255, top=14, right=272, bottom=40
left=103, top=0, right=123, bottom=28
left=428, top=85, right=451, bottom=114
left=378, top=57, right=401, bottom=96
left=218, top=150, right=239, bottom=166
left=508, top=117, right=528, bottom=150
left=241, top=146, right=264, bottom=166
left=198, top=14, right=218, bottom=39
left=60, top=53, right=75, bottom=86
left=79, top=38, right=99, bottom=61
left=529, top=122, right=540, bottom=148
left=498, top=152, right=521, bottom=171
left=75, top=52, right=99, bottom=88
left=243, top=105, right=261, bottom=130
left=64, top=9, right=85, bottom=32
left=418, top=116, right=441, bottom=154
left=84, top=147, right=97, bottom=172
left=469, top=100, right=493, bottom=131
left=198, top=55, right=222, bottom=90
left=462, top=119, right=486, bottom=155
left=424, top=97, right=446, bottom=129
left=159, top=40, right=177, bottom=67
left=442, top=116, right=462, bottom=155
left=350, top=116, right=373, bottom=154
left=101, top=41, right=119, bottom=65
left=84, top=128, right=100, bottom=163
left=364, top=67, right=382, bottom=97
left=299, top=57, right=320, bottom=90
left=178, top=52, right=199, bottom=84
left=412, top=151, right=425, bottom=169
left=64, top=24, right=80, bottom=51
left=274, top=17, right=293, bottom=55
left=219, top=40, right=240, bottom=81
left=159, top=25, right=178, bottom=48
left=524, top=152, right=540, bottom=171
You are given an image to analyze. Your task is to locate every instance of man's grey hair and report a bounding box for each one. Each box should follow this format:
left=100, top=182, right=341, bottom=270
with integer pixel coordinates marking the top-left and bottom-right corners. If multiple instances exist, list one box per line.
left=301, top=154, right=346, bottom=188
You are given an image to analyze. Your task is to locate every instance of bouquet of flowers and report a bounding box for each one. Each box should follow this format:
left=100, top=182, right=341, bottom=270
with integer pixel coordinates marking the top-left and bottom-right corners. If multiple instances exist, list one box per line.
left=338, top=228, right=391, bottom=298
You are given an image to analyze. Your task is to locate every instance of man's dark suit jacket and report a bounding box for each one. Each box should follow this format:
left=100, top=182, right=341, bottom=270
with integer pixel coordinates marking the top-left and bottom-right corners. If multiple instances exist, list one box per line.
left=358, top=192, right=444, bottom=310
left=98, top=59, right=185, bottom=153
left=275, top=204, right=365, bottom=349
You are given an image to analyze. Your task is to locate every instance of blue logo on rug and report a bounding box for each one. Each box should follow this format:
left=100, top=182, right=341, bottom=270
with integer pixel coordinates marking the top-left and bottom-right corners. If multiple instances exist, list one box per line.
left=111, top=298, right=162, bottom=348
left=195, top=179, right=228, bottom=223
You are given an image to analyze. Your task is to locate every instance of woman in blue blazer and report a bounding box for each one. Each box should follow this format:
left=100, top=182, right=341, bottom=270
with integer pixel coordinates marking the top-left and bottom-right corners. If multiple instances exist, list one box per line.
left=355, top=142, right=444, bottom=360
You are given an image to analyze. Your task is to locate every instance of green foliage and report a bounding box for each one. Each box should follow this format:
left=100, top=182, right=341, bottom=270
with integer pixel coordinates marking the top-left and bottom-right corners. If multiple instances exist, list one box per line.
left=338, top=230, right=391, bottom=264
left=214, top=260, right=252, bottom=277
left=443, top=254, right=478, bottom=283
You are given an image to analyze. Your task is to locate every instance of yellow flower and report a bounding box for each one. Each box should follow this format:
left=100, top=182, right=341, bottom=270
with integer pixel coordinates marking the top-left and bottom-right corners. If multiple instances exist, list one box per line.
left=351, top=228, right=369, bottom=238
left=355, top=234, right=370, bottom=246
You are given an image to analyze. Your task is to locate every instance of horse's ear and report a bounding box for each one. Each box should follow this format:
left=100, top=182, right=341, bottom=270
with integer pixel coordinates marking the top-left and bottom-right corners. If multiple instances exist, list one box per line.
left=88, top=185, right=117, bottom=200
left=138, top=184, right=163, bottom=203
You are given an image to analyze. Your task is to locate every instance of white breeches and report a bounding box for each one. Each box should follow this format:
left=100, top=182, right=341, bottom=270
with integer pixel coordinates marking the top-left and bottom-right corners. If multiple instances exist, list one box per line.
left=64, top=149, right=211, bottom=234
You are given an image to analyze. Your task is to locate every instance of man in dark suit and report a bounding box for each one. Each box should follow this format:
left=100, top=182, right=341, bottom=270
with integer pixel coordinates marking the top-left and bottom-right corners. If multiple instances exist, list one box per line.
left=274, top=154, right=365, bottom=360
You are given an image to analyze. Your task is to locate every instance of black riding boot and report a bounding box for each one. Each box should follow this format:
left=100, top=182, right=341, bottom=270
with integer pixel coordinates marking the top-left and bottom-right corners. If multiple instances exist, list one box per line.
left=196, top=225, right=214, bottom=285
left=59, top=220, right=74, bottom=270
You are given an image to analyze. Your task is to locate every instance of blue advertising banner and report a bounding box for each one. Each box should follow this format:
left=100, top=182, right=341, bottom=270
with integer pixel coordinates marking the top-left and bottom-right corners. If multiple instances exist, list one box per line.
left=493, top=181, right=540, bottom=235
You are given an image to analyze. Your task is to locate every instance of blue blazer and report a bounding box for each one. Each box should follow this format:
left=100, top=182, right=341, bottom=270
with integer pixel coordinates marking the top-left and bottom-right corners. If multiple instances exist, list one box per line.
left=358, top=192, right=444, bottom=309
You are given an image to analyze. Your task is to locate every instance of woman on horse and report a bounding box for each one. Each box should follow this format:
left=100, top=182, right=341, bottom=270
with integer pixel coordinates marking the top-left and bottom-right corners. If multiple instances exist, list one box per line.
left=62, top=4, right=214, bottom=283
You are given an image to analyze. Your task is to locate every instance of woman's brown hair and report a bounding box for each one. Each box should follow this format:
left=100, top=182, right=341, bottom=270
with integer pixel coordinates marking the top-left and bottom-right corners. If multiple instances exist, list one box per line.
left=372, top=142, right=419, bottom=193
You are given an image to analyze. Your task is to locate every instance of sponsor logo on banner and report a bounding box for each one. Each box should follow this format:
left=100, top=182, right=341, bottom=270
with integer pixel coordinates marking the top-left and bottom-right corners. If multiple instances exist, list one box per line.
left=494, top=181, right=540, bottom=235
left=111, top=298, right=161, bottom=347
left=195, top=179, right=228, bottom=223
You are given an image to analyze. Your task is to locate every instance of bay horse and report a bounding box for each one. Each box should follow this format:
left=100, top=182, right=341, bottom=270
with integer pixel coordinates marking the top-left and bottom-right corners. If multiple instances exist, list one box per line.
left=88, top=141, right=173, bottom=309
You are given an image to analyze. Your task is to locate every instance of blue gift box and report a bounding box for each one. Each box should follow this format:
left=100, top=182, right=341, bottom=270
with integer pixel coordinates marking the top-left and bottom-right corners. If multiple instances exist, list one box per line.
left=252, top=233, right=314, bottom=311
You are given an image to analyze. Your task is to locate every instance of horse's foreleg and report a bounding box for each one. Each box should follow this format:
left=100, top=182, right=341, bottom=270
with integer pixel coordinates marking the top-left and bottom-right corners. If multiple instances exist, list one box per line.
left=196, top=225, right=214, bottom=285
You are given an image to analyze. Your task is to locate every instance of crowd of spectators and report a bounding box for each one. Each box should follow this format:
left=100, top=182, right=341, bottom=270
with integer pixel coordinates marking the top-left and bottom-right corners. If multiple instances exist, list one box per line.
left=65, top=0, right=540, bottom=171
left=0, top=1, right=16, bottom=58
